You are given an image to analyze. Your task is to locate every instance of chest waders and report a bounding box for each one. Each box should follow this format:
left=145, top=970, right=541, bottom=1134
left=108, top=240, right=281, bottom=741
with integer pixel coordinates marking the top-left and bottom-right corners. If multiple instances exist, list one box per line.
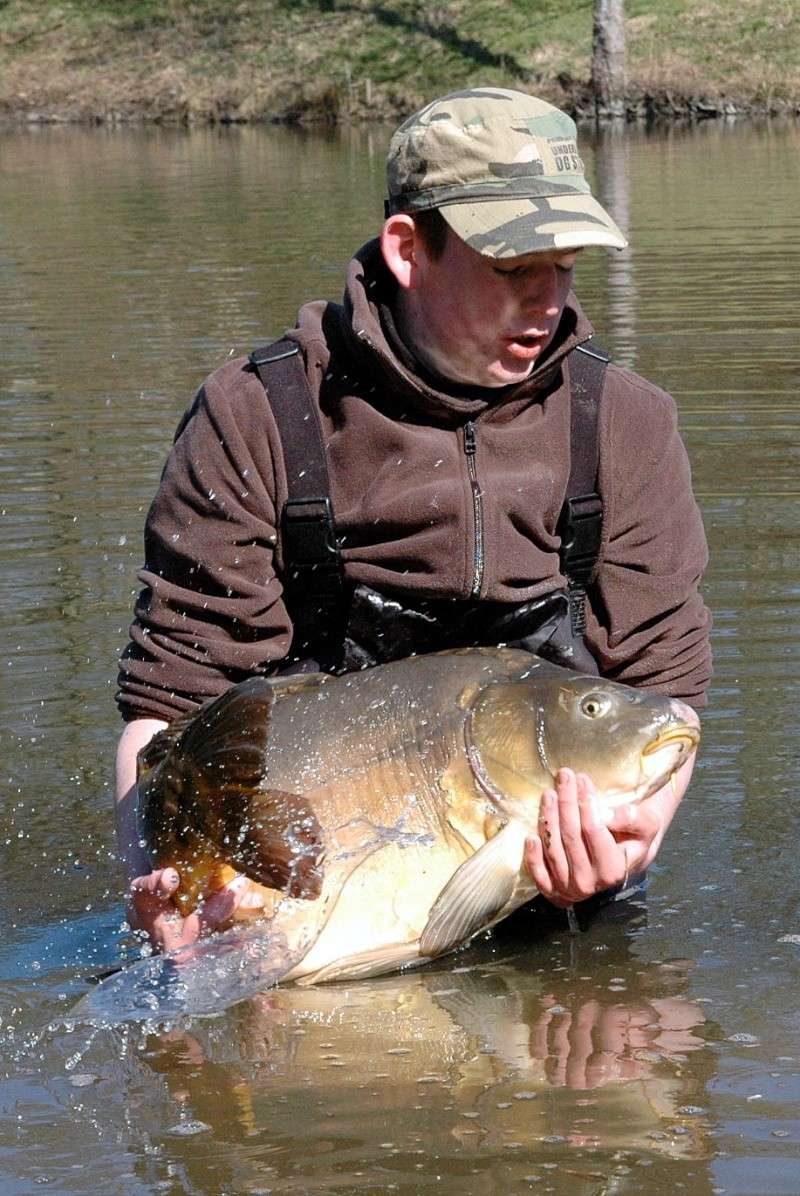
left=249, top=338, right=609, bottom=677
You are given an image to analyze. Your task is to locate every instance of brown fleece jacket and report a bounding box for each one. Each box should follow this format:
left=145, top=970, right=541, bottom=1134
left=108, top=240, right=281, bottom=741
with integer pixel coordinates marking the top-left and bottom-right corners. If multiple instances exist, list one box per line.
left=117, top=240, right=711, bottom=721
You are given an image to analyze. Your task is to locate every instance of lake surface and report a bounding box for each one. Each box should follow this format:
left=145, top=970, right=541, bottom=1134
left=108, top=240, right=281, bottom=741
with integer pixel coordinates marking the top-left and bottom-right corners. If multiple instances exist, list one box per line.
left=1, top=117, right=799, bottom=1195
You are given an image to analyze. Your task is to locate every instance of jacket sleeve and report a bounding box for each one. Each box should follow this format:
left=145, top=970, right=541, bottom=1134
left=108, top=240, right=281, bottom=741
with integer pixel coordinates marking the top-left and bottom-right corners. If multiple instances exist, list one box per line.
left=116, top=358, right=293, bottom=722
left=584, top=367, right=712, bottom=707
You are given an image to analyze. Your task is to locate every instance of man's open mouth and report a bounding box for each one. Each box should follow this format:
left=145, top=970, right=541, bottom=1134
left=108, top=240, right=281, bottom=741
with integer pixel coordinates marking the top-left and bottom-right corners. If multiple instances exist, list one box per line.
left=504, top=334, right=543, bottom=360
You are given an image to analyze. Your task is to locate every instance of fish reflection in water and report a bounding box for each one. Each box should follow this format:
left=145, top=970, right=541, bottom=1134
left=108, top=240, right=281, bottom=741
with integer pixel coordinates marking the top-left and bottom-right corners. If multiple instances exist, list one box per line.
left=122, top=939, right=713, bottom=1194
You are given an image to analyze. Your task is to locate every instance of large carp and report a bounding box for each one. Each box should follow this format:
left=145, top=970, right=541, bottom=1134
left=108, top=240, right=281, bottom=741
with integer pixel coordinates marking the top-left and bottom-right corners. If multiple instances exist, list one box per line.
left=82, top=648, right=698, bottom=1021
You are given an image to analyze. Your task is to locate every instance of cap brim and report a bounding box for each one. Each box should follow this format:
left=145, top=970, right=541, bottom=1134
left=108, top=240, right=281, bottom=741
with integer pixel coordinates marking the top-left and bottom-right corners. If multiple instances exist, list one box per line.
left=439, top=192, right=628, bottom=257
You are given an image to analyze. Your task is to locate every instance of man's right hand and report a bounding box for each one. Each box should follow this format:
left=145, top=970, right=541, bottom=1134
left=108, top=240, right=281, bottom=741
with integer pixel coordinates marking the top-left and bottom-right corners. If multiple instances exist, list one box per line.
left=128, top=868, right=250, bottom=954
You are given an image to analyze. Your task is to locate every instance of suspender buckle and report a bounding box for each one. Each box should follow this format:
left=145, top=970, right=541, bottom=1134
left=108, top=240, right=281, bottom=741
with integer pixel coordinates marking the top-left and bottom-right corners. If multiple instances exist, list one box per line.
left=557, top=492, right=603, bottom=587
left=558, top=491, right=603, bottom=636
left=282, top=497, right=341, bottom=568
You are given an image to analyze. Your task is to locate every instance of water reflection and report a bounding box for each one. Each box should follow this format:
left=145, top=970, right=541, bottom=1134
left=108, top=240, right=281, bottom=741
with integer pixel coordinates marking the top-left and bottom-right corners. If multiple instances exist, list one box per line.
left=6, top=914, right=716, bottom=1195
left=591, top=124, right=636, bottom=369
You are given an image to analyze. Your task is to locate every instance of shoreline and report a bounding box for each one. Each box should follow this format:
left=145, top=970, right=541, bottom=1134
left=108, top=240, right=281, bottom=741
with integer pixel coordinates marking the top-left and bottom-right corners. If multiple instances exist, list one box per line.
left=2, top=1, right=798, bottom=131
left=2, top=88, right=798, bottom=129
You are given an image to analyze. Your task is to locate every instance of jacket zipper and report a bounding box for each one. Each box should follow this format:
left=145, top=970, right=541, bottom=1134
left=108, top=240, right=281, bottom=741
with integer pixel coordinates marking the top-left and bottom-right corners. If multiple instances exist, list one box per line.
left=357, top=330, right=487, bottom=598
left=463, top=420, right=484, bottom=599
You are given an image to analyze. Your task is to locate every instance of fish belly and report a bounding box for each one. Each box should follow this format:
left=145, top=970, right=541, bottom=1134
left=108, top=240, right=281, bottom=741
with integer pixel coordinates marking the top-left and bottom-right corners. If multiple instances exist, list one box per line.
left=282, top=837, right=470, bottom=982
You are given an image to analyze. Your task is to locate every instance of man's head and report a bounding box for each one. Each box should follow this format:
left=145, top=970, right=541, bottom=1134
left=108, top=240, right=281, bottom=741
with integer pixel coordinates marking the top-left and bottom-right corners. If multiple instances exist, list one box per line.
left=380, top=87, right=626, bottom=389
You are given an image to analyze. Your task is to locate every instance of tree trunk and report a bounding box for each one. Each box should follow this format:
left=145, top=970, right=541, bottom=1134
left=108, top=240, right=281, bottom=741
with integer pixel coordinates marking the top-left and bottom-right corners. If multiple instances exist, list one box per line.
left=592, top=0, right=627, bottom=119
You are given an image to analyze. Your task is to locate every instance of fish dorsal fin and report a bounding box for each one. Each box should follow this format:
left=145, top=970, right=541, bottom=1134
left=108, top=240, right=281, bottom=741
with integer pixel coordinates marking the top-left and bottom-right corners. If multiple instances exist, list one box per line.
left=419, top=821, right=530, bottom=958
left=139, top=677, right=324, bottom=901
left=271, top=670, right=332, bottom=697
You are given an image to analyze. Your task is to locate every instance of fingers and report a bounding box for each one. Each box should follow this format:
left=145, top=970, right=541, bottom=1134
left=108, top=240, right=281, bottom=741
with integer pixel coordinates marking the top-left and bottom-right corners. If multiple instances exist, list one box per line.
left=606, top=796, right=662, bottom=841
left=524, top=831, right=572, bottom=907
left=130, top=867, right=180, bottom=901
left=128, top=868, right=180, bottom=929
left=530, top=998, right=641, bottom=1090
left=555, top=770, right=598, bottom=892
left=193, top=876, right=250, bottom=938
left=542, top=784, right=572, bottom=893
left=524, top=769, right=648, bottom=904
left=128, top=869, right=250, bottom=954
left=167, top=876, right=251, bottom=956
left=574, top=772, right=638, bottom=892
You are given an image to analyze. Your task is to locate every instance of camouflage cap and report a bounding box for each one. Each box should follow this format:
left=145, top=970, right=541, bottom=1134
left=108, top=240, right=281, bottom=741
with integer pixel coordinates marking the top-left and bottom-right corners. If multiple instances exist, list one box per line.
left=385, top=86, right=627, bottom=258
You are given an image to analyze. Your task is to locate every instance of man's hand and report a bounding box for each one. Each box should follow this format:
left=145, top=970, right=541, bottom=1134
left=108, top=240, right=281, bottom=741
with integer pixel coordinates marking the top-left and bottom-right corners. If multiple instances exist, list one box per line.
left=527, top=991, right=705, bottom=1090
left=524, top=754, right=694, bottom=907
left=128, top=868, right=250, bottom=954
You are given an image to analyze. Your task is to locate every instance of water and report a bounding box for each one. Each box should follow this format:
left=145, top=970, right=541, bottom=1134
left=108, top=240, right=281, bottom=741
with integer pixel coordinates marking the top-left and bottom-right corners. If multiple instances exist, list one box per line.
left=1, top=117, right=799, bottom=1194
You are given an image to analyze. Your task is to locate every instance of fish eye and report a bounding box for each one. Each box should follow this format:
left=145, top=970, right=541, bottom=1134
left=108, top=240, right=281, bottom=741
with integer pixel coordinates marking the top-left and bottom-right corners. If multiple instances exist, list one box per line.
left=580, top=693, right=611, bottom=719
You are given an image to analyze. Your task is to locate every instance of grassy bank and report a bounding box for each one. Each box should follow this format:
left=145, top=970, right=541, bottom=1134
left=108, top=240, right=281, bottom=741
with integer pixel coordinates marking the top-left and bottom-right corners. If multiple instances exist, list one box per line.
left=1, top=0, right=798, bottom=125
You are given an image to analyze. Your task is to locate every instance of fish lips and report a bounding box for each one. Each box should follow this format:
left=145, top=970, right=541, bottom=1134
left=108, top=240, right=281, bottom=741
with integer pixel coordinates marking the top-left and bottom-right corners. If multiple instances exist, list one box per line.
left=636, top=723, right=700, bottom=795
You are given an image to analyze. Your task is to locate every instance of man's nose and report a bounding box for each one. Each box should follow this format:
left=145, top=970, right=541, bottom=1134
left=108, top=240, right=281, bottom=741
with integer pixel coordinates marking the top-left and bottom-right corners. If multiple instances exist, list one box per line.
left=521, top=266, right=560, bottom=313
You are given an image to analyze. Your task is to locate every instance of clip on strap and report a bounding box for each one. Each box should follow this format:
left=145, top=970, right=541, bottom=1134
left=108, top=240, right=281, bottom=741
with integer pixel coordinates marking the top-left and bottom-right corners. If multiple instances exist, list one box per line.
left=282, top=497, right=341, bottom=589
left=557, top=493, right=603, bottom=635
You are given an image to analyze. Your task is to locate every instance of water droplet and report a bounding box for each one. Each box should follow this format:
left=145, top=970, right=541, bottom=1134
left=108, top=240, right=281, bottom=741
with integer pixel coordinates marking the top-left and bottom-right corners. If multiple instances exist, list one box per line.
left=166, top=1120, right=211, bottom=1136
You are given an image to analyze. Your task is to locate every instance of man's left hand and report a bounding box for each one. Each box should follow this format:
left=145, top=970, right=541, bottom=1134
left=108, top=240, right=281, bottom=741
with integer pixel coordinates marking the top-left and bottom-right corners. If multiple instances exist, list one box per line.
left=523, top=767, right=671, bottom=908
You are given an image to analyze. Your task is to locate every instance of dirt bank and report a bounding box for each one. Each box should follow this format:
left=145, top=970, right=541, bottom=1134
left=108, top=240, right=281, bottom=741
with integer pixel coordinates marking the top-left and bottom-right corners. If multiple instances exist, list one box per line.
left=1, top=0, right=798, bottom=126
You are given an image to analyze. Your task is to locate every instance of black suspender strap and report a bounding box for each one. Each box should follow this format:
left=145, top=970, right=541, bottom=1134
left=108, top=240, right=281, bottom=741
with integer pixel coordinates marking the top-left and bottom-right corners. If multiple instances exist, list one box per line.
left=248, top=338, right=345, bottom=662
left=558, top=340, right=610, bottom=636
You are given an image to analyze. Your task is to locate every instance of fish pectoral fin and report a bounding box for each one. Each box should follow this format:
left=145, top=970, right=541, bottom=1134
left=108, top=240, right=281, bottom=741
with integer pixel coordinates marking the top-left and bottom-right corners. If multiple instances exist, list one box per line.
left=296, top=943, right=423, bottom=985
left=420, top=821, right=529, bottom=959
left=228, top=788, right=325, bottom=901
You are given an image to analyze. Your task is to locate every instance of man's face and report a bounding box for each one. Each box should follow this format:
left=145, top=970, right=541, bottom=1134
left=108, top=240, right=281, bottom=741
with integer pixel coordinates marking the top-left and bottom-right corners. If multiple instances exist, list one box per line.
left=400, top=226, right=580, bottom=389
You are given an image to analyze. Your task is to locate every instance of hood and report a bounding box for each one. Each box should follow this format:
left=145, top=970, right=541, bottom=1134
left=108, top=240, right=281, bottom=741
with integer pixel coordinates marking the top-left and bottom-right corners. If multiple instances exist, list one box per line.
left=290, top=239, right=596, bottom=427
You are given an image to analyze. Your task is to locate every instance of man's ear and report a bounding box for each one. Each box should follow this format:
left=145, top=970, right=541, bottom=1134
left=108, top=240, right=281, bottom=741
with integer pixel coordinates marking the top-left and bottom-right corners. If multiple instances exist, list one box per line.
left=380, top=214, right=424, bottom=290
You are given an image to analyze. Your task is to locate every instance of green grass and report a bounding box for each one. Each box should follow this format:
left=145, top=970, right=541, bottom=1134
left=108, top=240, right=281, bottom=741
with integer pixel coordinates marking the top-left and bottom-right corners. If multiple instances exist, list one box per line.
left=1, top=0, right=798, bottom=123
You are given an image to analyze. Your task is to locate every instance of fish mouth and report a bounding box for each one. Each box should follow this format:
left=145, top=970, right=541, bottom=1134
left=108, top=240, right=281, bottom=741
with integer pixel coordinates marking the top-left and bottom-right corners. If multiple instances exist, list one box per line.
left=642, top=725, right=701, bottom=758
left=620, top=724, right=700, bottom=804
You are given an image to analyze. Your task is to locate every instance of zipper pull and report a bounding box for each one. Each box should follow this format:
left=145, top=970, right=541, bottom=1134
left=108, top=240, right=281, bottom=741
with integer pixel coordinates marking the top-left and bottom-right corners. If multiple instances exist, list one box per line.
left=464, top=421, right=476, bottom=454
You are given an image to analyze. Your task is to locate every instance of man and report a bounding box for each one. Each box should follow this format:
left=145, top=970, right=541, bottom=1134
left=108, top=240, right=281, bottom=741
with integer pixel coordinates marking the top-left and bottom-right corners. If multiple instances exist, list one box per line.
left=115, top=87, right=710, bottom=953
